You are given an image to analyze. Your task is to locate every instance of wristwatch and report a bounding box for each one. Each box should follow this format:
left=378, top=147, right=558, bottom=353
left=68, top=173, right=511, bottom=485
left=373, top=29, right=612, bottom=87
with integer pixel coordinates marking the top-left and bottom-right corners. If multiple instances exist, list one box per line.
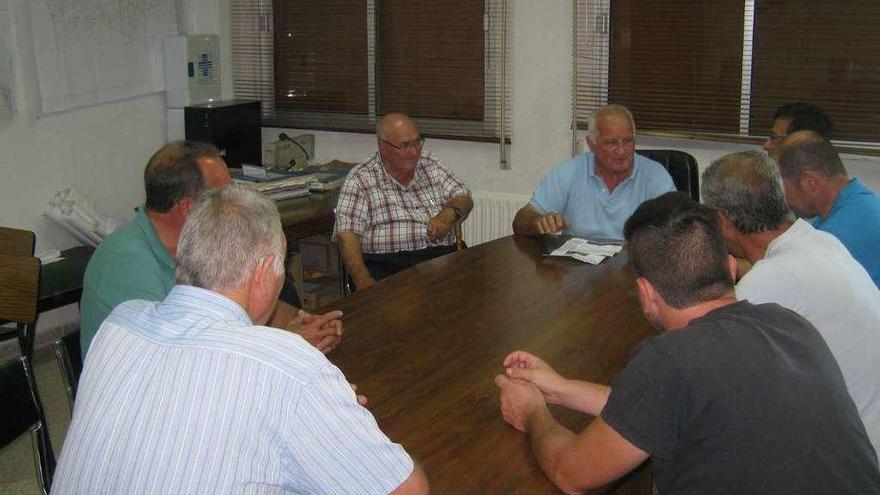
left=445, top=205, right=464, bottom=221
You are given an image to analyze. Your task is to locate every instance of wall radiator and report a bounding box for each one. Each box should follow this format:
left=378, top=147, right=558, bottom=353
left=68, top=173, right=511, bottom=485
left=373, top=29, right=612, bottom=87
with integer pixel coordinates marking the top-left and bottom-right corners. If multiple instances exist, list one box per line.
left=463, top=191, right=530, bottom=246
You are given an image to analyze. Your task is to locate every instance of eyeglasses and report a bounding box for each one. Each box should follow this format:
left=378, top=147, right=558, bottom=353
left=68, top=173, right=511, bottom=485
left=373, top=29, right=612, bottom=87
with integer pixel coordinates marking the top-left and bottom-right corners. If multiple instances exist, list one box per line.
left=380, top=136, right=425, bottom=151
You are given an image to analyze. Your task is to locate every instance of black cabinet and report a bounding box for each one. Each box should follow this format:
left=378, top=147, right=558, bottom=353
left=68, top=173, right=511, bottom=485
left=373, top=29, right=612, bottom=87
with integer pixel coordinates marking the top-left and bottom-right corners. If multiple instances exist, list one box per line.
left=184, top=99, right=261, bottom=168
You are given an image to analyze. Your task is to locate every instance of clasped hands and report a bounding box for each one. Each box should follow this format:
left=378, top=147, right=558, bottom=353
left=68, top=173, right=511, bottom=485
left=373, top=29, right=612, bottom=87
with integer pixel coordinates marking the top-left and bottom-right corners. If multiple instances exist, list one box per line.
left=282, top=309, right=369, bottom=407
left=494, top=350, right=567, bottom=432
left=287, top=309, right=344, bottom=354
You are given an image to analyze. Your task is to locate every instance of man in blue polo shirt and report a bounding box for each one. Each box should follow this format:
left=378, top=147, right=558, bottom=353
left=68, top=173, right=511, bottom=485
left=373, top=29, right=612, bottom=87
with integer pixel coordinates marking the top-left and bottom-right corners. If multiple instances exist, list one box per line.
left=512, top=104, right=675, bottom=240
left=776, top=131, right=880, bottom=288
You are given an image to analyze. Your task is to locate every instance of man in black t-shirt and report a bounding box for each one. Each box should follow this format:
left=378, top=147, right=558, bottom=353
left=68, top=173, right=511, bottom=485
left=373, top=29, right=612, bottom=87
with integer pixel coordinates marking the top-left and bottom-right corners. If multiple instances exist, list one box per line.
left=495, top=191, right=880, bottom=494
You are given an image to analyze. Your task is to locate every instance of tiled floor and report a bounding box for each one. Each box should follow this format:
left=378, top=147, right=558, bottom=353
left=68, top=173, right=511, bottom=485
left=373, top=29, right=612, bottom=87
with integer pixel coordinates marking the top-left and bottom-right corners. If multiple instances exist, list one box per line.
left=0, top=347, right=72, bottom=494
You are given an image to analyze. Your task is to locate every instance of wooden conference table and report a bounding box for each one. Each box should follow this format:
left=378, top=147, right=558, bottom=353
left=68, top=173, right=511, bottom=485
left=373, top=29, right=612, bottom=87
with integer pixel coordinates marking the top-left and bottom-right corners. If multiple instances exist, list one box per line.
left=323, top=235, right=658, bottom=494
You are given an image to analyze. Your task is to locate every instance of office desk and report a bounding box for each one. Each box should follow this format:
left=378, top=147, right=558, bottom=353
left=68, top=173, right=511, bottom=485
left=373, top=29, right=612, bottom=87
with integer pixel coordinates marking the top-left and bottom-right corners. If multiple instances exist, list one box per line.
left=275, top=190, right=340, bottom=243
left=38, top=246, right=94, bottom=313
left=267, top=161, right=354, bottom=244
left=325, top=235, right=657, bottom=494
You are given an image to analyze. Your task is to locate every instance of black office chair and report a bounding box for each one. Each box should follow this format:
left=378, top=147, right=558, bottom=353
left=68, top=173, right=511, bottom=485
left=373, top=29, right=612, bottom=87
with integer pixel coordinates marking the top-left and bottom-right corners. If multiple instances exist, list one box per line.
left=636, top=149, right=700, bottom=201
left=0, top=357, right=55, bottom=495
left=0, top=254, right=55, bottom=494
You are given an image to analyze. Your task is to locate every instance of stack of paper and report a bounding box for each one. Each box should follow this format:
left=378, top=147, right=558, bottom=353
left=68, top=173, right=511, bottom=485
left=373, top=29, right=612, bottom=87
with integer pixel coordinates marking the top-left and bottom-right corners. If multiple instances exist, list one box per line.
left=547, top=237, right=623, bottom=265
left=238, top=174, right=317, bottom=201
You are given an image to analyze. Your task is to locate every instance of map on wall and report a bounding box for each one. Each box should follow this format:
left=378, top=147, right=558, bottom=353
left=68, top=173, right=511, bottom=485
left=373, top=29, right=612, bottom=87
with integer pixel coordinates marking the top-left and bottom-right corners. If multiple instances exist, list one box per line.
left=0, top=0, right=13, bottom=121
left=29, top=0, right=178, bottom=114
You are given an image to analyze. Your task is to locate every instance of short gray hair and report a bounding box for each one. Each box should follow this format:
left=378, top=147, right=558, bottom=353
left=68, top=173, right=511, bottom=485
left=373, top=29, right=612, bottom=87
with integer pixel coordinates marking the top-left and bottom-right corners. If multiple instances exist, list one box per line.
left=176, top=184, right=286, bottom=292
left=587, top=104, right=636, bottom=141
left=701, top=151, right=791, bottom=235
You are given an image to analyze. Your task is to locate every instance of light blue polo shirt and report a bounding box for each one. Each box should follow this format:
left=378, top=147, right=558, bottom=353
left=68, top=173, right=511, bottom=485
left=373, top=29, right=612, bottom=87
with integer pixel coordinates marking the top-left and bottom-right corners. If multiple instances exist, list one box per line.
left=530, top=153, right=675, bottom=239
left=813, top=178, right=880, bottom=289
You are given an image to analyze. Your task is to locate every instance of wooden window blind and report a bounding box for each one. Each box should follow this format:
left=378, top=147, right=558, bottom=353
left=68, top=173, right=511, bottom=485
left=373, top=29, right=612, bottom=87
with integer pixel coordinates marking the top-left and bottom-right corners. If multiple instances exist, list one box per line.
left=377, top=0, right=484, bottom=121
left=575, top=0, right=880, bottom=148
left=230, top=0, right=510, bottom=141
left=750, top=0, right=880, bottom=144
left=575, top=0, right=744, bottom=135
left=272, top=0, right=368, bottom=115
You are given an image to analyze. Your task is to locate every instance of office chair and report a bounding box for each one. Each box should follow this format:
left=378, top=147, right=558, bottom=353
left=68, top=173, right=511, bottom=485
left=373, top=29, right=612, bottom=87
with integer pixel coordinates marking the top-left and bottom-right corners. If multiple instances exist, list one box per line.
left=0, top=253, right=55, bottom=494
left=636, top=149, right=700, bottom=201
left=53, top=331, right=83, bottom=412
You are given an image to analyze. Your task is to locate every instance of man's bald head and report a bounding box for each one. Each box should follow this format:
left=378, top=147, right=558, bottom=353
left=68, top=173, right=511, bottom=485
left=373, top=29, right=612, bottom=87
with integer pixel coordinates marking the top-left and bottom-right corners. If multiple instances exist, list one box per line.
left=776, top=131, right=847, bottom=181
left=587, top=104, right=636, bottom=140
left=144, top=141, right=230, bottom=213
left=375, top=113, right=423, bottom=184
left=377, top=113, right=417, bottom=141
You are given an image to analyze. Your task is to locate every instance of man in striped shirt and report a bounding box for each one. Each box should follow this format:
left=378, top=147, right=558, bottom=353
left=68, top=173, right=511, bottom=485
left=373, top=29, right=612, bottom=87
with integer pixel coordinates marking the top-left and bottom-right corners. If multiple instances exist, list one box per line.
left=54, top=185, right=429, bottom=494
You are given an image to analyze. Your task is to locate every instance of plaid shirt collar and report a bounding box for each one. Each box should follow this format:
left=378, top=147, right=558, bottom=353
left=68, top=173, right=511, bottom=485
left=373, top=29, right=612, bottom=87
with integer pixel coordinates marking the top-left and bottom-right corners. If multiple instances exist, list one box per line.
left=373, top=152, right=430, bottom=190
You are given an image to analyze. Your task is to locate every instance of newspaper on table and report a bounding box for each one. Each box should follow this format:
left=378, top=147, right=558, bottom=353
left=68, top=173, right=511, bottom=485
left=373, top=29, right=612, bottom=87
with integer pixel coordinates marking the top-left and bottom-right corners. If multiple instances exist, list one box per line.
left=546, top=237, right=623, bottom=265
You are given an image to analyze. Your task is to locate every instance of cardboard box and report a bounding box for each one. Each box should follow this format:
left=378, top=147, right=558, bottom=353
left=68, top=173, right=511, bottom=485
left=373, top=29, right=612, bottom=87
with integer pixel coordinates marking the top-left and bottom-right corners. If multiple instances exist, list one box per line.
left=286, top=251, right=304, bottom=304
left=300, top=235, right=339, bottom=276
left=301, top=277, right=341, bottom=311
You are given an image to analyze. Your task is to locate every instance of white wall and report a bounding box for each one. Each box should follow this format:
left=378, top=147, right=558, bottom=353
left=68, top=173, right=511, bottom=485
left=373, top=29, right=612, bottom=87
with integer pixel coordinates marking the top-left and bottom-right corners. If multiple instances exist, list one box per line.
left=0, top=1, right=169, bottom=253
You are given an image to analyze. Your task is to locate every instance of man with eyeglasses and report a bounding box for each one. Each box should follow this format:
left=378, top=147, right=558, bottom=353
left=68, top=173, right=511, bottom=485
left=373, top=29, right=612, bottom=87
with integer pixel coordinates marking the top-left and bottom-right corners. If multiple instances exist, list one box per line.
left=512, top=104, right=675, bottom=240
left=335, top=113, right=473, bottom=290
left=762, top=102, right=832, bottom=155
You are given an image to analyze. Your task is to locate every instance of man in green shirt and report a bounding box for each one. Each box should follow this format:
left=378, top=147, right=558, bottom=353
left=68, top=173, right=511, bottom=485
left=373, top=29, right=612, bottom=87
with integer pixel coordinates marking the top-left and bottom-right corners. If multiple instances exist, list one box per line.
left=80, top=141, right=343, bottom=356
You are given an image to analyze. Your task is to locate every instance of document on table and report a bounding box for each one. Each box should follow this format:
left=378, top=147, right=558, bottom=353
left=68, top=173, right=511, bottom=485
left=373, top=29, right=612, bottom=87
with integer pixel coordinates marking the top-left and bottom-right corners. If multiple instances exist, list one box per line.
left=546, top=237, right=623, bottom=265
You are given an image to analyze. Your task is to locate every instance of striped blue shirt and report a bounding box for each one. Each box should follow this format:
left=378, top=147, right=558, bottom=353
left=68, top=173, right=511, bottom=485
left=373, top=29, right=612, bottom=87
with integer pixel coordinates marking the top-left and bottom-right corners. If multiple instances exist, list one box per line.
left=54, top=286, right=413, bottom=494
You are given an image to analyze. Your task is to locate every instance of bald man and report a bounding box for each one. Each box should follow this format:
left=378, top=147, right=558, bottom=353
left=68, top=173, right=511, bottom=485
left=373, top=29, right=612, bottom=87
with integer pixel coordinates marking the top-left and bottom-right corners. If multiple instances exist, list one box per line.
left=775, top=131, right=880, bottom=288
left=513, top=104, right=675, bottom=240
left=334, top=113, right=473, bottom=290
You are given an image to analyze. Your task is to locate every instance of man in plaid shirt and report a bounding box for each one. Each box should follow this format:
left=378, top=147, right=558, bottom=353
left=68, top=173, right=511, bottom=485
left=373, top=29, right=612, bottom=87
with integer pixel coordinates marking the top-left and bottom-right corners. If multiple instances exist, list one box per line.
left=335, top=113, right=473, bottom=290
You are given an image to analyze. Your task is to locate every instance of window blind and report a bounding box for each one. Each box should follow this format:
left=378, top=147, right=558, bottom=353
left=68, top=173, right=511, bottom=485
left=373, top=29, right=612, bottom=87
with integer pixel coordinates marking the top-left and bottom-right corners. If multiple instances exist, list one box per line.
left=575, top=0, right=880, bottom=149
left=230, top=0, right=510, bottom=142
left=750, top=0, right=880, bottom=144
